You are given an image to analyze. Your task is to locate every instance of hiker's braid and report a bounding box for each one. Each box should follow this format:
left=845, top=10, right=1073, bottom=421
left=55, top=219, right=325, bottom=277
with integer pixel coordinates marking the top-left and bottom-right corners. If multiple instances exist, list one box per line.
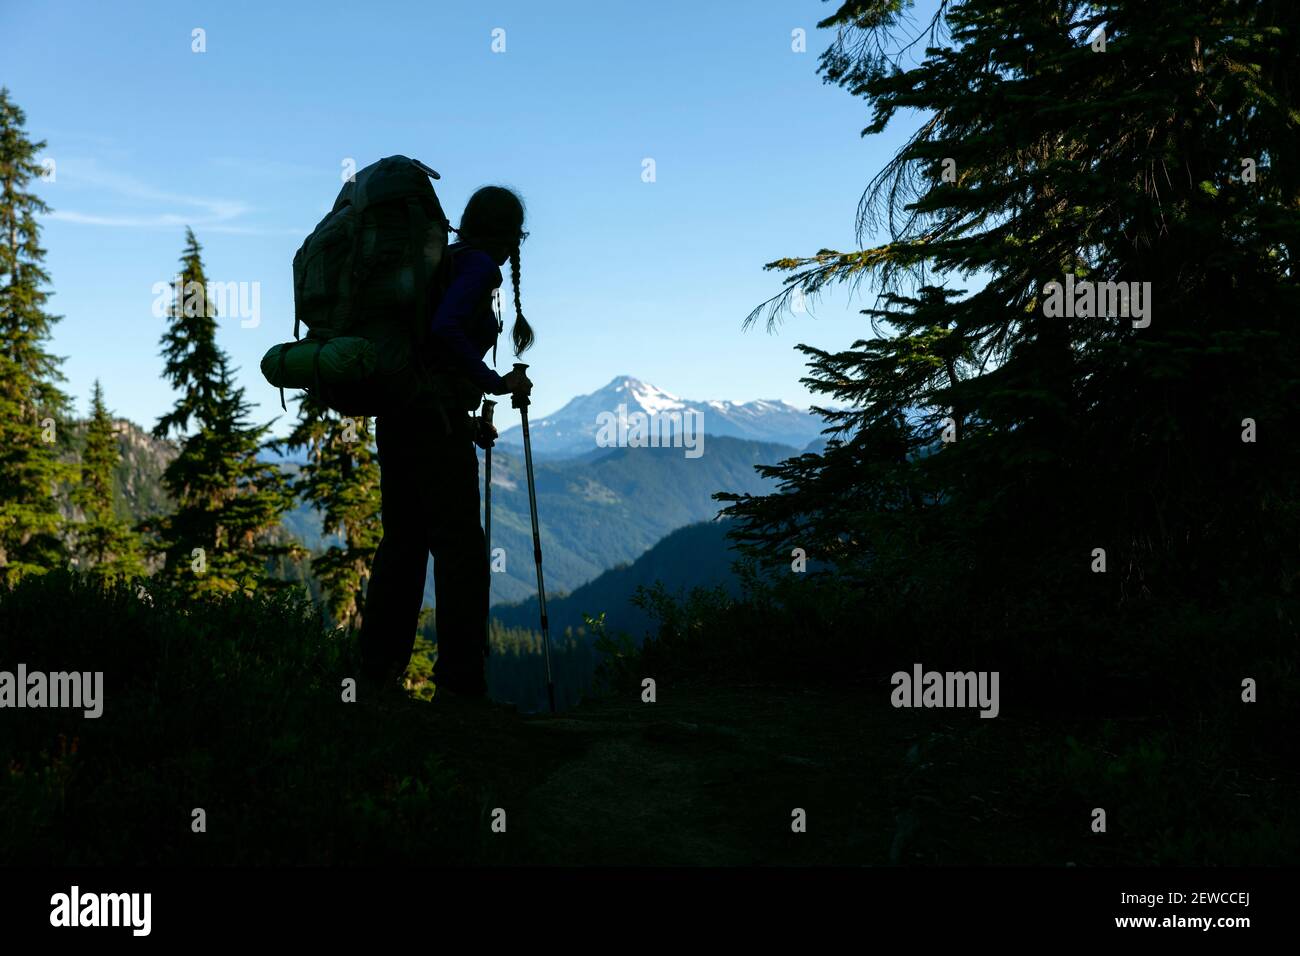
left=509, top=247, right=534, bottom=355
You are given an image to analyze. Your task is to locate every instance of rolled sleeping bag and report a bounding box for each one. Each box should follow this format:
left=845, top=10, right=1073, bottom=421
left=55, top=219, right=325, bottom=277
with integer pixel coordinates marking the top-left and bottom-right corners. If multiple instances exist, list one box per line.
left=261, top=336, right=378, bottom=389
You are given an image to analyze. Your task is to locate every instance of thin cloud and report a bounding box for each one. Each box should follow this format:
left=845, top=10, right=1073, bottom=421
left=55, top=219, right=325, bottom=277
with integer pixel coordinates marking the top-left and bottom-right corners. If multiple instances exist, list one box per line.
left=40, top=156, right=278, bottom=232
left=48, top=210, right=193, bottom=227
left=47, top=211, right=302, bottom=236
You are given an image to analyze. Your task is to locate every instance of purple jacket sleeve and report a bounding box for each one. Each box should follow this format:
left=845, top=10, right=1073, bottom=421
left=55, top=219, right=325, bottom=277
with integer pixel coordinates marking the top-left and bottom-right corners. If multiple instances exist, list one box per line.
left=429, top=249, right=507, bottom=395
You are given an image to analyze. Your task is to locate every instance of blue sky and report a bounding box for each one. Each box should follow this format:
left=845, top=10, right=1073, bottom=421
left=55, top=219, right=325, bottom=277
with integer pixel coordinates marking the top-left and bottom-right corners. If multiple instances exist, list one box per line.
left=2, top=0, right=926, bottom=433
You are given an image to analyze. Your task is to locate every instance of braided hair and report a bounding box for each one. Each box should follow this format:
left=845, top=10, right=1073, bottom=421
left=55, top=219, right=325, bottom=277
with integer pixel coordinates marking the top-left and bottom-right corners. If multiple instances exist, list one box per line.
left=458, top=185, right=534, bottom=356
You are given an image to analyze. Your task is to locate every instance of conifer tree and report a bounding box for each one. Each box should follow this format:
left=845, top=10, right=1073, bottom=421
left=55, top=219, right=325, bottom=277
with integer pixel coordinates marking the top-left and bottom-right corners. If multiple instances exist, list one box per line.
left=0, top=87, right=72, bottom=585
left=148, top=228, right=297, bottom=599
left=72, top=380, right=146, bottom=583
left=725, top=1, right=1300, bottom=609
left=282, top=397, right=381, bottom=629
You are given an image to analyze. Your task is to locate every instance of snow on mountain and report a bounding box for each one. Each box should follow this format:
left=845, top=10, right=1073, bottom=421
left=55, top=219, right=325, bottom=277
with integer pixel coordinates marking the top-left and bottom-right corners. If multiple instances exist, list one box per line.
left=497, top=375, right=824, bottom=459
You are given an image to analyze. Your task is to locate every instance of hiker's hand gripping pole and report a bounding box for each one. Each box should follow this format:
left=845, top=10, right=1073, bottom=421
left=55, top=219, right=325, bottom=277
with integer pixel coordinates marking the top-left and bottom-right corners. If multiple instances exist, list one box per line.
left=512, top=363, right=555, bottom=713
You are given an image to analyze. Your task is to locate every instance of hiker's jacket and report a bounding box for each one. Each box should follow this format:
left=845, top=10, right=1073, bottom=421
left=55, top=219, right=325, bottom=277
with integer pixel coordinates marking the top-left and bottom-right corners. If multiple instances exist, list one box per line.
left=427, top=242, right=506, bottom=396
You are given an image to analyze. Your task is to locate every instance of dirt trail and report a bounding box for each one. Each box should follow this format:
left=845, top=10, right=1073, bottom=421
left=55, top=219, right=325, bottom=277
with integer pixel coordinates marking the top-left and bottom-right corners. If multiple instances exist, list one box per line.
left=415, top=681, right=1058, bottom=865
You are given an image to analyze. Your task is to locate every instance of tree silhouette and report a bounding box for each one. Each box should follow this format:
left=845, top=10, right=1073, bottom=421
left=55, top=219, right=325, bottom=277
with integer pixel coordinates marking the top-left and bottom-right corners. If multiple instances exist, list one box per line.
left=0, top=87, right=72, bottom=585
left=724, top=1, right=1299, bottom=616
left=148, top=229, right=297, bottom=598
left=281, top=395, right=381, bottom=629
left=72, top=380, right=146, bottom=583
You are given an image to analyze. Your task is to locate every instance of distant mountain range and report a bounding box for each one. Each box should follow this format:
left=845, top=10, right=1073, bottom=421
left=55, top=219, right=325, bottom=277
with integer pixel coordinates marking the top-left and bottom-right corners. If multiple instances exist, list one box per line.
left=475, top=435, right=788, bottom=605
left=275, top=433, right=790, bottom=607
left=497, top=375, right=826, bottom=459
left=268, top=376, right=823, bottom=604
left=490, top=519, right=741, bottom=641
left=92, top=377, right=815, bottom=613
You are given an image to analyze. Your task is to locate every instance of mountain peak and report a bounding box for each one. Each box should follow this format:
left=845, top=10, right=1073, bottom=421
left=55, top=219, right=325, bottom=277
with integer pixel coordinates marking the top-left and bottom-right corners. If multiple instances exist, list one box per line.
left=498, top=375, right=822, bottom=458
left=604, top=374, right=663, bottom=393
left=600, top=376, right=684, bottom=413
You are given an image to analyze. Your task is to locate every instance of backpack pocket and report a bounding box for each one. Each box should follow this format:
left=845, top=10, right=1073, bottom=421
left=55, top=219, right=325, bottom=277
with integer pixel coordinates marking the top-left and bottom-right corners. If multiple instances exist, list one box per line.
left=293, top=207, right=355, bottom=336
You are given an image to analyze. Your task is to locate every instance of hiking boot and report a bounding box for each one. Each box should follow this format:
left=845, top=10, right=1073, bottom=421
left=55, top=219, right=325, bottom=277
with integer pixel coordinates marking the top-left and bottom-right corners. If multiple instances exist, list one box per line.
left=357, top=672, right=407, bottom=705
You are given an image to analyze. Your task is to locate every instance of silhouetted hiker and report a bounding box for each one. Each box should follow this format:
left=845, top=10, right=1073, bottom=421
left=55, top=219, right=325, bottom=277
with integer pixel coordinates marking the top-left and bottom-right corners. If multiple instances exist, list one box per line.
left=359, top=186, right=533, bottom=702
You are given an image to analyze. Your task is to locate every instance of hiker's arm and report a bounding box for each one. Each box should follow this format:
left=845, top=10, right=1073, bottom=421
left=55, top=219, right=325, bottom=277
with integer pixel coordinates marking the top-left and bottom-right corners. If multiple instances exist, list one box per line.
left=429, top=251, right=508, bottom=394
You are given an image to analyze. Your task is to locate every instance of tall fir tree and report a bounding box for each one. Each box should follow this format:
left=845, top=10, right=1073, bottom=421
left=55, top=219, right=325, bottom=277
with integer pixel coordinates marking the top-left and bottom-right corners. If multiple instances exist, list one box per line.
left=724, top=1, right=1300, bottom=614
left=282, top=397, right=381, bottom=629
left=72, top=380, right=146, bottom=583
left=0, top=87, right=72, bottom=586
left=148, top=228, right=297, bottom=599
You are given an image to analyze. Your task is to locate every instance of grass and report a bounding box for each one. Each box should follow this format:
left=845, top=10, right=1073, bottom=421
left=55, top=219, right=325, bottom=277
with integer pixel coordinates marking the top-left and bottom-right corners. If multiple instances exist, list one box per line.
left=2, top=571, right=1295, bottom=865
left=0, top=572, right=477, bottom=864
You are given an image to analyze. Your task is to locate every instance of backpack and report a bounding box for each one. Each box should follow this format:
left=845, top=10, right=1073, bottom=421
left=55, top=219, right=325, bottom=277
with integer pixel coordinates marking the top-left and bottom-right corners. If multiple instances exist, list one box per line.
left=260, top=155, right=456, bottom=417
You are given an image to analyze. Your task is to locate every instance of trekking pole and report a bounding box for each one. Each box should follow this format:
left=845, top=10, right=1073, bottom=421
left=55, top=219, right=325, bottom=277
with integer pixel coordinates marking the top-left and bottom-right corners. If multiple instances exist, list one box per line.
left=481, top=399, right=496, bottom=566
left=512, top=363, right=555, bottom=713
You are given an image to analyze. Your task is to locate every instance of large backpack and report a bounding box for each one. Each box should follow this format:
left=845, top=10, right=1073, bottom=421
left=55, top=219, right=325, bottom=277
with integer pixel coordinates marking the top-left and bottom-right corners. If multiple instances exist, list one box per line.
left=261, top=155, right=454, bottom=417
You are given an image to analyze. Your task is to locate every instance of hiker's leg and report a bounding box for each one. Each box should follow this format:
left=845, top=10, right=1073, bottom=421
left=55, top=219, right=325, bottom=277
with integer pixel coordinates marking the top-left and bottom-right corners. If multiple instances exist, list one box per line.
left=359, top=414, right=429, bottom=683
left=428, top=428, right=490, bottom=696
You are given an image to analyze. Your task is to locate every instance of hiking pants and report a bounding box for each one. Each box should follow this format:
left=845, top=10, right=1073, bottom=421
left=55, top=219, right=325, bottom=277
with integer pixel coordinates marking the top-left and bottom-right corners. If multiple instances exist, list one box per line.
left=360, top=407, right=489, bottom=695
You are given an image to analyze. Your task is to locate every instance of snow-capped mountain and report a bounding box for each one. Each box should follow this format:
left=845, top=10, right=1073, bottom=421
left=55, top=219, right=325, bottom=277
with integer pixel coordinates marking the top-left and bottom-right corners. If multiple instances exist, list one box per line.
left=496, top=375, right=824, bottom=459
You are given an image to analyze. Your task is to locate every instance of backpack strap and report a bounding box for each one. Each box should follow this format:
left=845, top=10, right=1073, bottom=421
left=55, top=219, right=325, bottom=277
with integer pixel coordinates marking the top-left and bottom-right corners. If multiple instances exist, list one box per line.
left=405, top=196, right=446, bottom=401
left=276, top=342, right=294, bottom=411
left=312, top=339, right=325, bottom=393
left=344, top=197, right=362, bottom=331
left=272, top=339, right=326, bottom=411
left=406, top=197, right=430, bottom=346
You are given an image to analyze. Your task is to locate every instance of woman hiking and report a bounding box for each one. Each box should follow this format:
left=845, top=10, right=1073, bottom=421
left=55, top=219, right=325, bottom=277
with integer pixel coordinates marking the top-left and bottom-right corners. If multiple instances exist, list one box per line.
left=359, top=185, right=533, bottom=703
